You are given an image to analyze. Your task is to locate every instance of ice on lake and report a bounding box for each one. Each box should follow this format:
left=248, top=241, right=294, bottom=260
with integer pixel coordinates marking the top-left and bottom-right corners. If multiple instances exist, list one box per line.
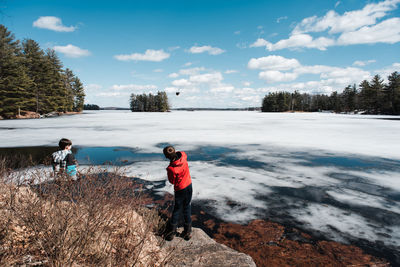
left=1, top=110, right=400, bottom=253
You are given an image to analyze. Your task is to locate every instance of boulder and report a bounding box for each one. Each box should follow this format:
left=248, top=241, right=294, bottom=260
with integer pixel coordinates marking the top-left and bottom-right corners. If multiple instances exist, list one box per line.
left=163, top=227, right=256, bottom=267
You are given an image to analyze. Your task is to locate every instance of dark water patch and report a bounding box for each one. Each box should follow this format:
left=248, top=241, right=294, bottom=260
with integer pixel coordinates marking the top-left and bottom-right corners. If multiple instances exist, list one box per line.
left=0, top=146, right=58, bottom=168
left=186, top=146, right=238, bottom=162
left=74, top=147, right=163, bottom=165
left=268, top=186, right=400, bottom=226
left=288, top=150, right=400, bottom=172
left=328, top=172, right=400, bottom=201
left=186, top=146, right=273, bottom=170
left=299, top=155, right=395, bottom=170
left=376, top=118, right=400, bottom=121
left=0, top=146, right=164, bottom=167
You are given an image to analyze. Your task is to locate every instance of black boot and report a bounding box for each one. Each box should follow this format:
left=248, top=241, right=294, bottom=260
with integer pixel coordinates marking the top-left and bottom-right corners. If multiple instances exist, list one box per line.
left=164, top=222, right=177, bottom=241
left=182, top=223, right=192, bottom=241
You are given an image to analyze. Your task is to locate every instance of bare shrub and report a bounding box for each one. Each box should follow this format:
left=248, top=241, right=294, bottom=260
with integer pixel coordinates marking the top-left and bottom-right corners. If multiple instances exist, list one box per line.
left=0, top=163, right=172, bottom=266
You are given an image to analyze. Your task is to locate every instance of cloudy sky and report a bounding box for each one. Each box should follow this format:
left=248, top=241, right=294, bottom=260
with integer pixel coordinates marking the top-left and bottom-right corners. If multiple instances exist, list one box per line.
left=2, top=0, right=400, bottom=108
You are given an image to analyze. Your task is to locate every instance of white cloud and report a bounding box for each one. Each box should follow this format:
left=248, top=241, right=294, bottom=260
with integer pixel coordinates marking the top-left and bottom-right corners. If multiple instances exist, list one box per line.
left=248, top=55, right=300, bottom=71
left=172, top=79, right=192, bottom=87
left=168, top=46, right=180, bottom=51
left=168, top=73, right=179, bottom=78
left=188, top=45, right=226, bottom=55
left=53, top=44, right=90, bottom=58
left=251, top=0, right=400, bottom=51
left=337, top=18, right=400, bottom=45
left=165, top=86, right=199, bottom=94
left=179, top=67, right=206, bottom=76
left=293, top=0, right=400, bottom=34
left=189, top=72, right=223, bottom=84
left=320, top=67, right=370, bottom=80
left=259, top=71, right=298, bottom=83
left=225, top=70, right=238, bottom=74
left=84, top=84, right=102, bottom=91
left=97, top=92, right=124, bottom=97
left=353, top=60, right=377, bottom=66
left=335, top=1, right=341, bottom=8
left=236, top=87, right=256, bottom=94
left=183, top=62, right=193, bottom=67
left=33, top=16, right=75, bottom=32
left=168, top=70, right=234, bottom=96
left=168, top=67, right=206, bottom=78
left=236, top=42, right=248, bottom=49
left=255, top=66, right=373, bottom=94
left=234, top=30, right=241, bottom=35
left=165, top=87, right=178, bottom=93
left=250, top=38, right=269, bottom=48
left=110, top=84, right=157, bottom=91
left=114, top=49, right=170, bottom=62
left=248, top=55, right=373, bottom=89
left=276, top=16, right=288, bottom=23
left=242, top=81, right=252, bottom=87
left=153, top=69, right=163, bottom=72
left=375, top=62, right=400, bottom=80
left=251, top=34, right=335, bottom=51
left=210, top=85, right=234, bottom=93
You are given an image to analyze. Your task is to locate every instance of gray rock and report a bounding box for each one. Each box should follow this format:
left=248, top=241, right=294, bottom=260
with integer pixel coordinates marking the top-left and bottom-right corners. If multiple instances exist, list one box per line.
left=163, top=227, right=256, bottom=267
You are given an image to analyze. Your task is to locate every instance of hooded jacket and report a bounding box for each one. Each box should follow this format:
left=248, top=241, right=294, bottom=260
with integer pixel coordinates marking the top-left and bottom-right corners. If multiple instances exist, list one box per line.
left=166, top=151, right=192, bottom=191
left=52, top=150, right=72, bottom=172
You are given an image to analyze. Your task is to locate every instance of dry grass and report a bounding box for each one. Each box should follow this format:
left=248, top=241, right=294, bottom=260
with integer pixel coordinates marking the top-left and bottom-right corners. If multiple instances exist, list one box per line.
left=0, top=158, right=172, bottom=266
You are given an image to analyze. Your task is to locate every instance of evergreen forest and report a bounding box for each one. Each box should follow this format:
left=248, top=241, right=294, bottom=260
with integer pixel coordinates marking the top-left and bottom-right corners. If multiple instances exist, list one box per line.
left=130, top=92, right=170, bottom=112
left=83, top=104, right=100, bottom=110
left=0, top=25, right=85, bottom=119
left=262, top=73, right=400, bottom=115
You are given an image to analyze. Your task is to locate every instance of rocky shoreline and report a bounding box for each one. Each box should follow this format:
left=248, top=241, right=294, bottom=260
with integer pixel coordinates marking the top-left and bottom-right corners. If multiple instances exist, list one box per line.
left=140, top=182, right=391, bottom=267
left=0, top=110, right=81, bottom=120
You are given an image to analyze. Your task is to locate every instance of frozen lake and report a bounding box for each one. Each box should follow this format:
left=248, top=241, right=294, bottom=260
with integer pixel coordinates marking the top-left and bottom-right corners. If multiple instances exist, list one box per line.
left=1, top=110, right=400, bottom=260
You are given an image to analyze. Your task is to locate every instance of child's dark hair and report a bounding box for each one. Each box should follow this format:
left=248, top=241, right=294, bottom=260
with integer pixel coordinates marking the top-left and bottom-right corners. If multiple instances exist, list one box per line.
left=59, top=138, right=72, bottom=149
left=163, top=146, right=176, bottom=159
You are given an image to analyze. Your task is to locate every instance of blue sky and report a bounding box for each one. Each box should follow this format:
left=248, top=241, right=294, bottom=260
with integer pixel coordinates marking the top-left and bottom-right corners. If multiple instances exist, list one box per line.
left=1, top=0, right=400, bottom=108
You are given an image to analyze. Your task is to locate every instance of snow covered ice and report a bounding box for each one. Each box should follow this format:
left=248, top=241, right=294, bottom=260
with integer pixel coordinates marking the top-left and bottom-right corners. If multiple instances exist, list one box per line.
left=1, top=110, right=400, bottom=251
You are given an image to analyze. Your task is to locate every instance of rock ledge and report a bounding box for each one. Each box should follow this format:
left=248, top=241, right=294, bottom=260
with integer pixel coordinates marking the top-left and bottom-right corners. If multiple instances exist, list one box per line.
left=163, top=227, right=256, bottom=267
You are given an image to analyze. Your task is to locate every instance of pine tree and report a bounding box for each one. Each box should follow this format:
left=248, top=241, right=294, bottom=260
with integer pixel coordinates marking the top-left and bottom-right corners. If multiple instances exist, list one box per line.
left=22, top=39, right=48, bottom=114
left=0, top=25, right=33, bottom=118
left=72, top=76, right=85, bottom=112
left=130, top=92, right=169, bottom=112
left=359, top=80, right=372, bottom=113
left=329, top=91, right=342, bottom=112
left=386, top=72, right=400, bottom=115
left=44, top=49, right=66, bottom=112
left=369, top=75, right=384, bottom=114
left=157, top=91, right=170, bottom=111
left=262, top=94, right=276, bottom=112
left=61, top=68, right=75, bottom=112
left=342, top=84, right=358, bottom=112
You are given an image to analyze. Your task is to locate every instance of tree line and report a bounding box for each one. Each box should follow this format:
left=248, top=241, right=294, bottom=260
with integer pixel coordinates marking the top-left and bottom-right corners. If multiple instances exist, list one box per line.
left=130, top=92, right=170, bottom=112
left=0, top=25, right=85, bottom=119
left=83, top=104, right=100, bottom=110
left=262, top=73, right=400, bottom=115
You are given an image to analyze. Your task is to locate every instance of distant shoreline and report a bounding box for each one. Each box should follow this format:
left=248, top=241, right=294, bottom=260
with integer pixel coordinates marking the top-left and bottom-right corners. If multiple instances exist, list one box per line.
left=0, top=111, right=82, bottom=120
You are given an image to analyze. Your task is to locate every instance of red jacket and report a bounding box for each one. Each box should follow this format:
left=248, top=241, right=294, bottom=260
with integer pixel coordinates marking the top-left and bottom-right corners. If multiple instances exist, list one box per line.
left=166, top=151, right=192, bottom=191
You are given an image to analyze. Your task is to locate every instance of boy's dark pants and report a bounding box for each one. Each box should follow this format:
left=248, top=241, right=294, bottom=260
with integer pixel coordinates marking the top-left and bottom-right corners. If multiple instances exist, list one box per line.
left=171, top=183, right=193, bottom=227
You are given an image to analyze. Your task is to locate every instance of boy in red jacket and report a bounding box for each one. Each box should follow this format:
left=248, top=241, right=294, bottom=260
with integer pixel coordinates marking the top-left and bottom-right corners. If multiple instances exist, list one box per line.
left=163, top=146, right=193, bottom=241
